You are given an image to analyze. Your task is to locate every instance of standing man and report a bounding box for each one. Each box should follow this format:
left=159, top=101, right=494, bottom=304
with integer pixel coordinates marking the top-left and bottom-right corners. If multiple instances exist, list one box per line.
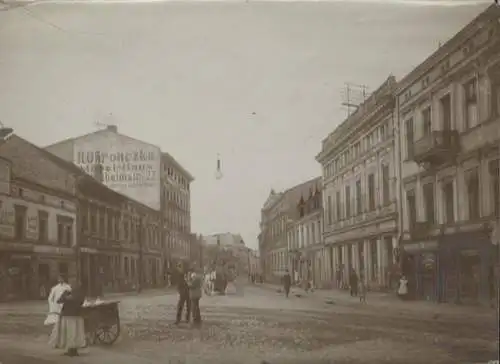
left=349, top=268, right=359, bottom=297
left=187, top=269, right=203, bottom=327
left=283, top=269, right=291, bottom=298
left=173, top=263, right=191, bottom=325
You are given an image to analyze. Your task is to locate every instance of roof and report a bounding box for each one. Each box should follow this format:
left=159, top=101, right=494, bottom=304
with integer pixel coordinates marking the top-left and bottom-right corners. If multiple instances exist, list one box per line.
left=397, top=4, right=498, bottom=93
left=162, top=152, right=194, bottom=182
left=282, top=177, right=321, bottom=211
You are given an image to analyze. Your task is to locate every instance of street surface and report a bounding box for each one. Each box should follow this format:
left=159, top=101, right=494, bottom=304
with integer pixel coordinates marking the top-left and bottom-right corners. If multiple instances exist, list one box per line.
left=0, top=284, right=497, bottom=364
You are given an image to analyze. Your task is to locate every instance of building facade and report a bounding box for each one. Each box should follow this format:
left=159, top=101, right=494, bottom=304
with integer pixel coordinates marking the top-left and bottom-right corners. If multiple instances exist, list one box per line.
left=0, top=154, right=78, bottom=301
left=317, top=76, right=399, bottom=291
left=396, top=5, right=500, bottom=304
left=259, top=179, right=322, bottom=283
left=287, top=178, right=328, bottom=287
left=1, top=134, right=164, bottom=299
left=45, top=125, right=195, bottom=284
left=259, top=189, right=286, bottom=283
left=161, top=152, right=194, bottom=270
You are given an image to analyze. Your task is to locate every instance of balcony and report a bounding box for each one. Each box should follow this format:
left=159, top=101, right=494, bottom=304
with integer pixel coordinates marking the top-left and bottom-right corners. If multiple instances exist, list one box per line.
left=412, top=130, right=460, bottom=166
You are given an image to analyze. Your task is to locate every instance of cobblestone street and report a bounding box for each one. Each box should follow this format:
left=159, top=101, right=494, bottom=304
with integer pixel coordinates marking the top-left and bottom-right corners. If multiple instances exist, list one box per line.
left=0, top=285, right=497, bottom=364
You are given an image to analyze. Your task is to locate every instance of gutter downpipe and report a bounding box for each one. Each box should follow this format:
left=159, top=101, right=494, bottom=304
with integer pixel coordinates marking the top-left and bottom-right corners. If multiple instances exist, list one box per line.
left=394, top=94, right=405, bottom=279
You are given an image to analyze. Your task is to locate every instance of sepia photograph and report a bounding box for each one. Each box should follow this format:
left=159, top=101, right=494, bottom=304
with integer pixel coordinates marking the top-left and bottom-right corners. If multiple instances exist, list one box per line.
left=0, top=0, right=499, bottom=363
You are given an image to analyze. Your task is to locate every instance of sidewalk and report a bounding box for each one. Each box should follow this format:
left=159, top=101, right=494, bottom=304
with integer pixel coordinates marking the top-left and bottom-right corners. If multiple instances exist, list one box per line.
left=0, top=288, right=172, bottom=314
left=257, top=283, right=496, bottom=320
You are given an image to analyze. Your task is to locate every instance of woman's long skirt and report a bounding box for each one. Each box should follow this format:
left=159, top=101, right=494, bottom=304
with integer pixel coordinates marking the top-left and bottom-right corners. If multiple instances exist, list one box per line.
left=49, top=316, right=86, bottom=350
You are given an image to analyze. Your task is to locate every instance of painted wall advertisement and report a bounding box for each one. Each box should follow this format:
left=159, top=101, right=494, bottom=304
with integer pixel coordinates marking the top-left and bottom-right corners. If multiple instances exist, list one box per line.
left=74, top=136, right=161, bottom=211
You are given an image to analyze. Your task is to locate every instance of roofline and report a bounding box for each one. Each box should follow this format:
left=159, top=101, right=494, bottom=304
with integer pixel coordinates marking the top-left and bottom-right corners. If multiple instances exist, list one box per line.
left=283, top=176, right=321, bottom=196
left=4, top=134, right=159, bottom=214
left=396, top=4, right=498, bottom=94
left=162, top=152, right=194, bottom=182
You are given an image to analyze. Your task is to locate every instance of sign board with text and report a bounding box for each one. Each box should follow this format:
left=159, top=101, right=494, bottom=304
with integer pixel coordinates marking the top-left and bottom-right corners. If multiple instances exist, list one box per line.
left=73, top=131, right=161, bottom=210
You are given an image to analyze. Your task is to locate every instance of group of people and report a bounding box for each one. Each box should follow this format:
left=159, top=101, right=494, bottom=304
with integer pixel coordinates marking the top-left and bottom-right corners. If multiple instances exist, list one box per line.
left=170, top=263, right=203, bottom=326
left=281, top=267, right=409, bottom=303
left=44, top=276, right=87, bottom=357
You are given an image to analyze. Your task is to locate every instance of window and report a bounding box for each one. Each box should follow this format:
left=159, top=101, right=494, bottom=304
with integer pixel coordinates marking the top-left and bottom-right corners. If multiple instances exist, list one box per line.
left=423, top=183, right=435, bottom=225
left=336, top=191, right=342, bottom=220
left=14, top=205, right=26, bottom=240
left=441, top=94, right=452, bottom=131
left=355, top=180, right=362, bottom=215
left=405, top=118, right=414, bottom=159
left=406, top=190, right=416, bottom=231
left=354, top=142, right=361, bottom=158
left=368, top=174, right=375, bottom=211
left=467, top=168, right=480, bottom=221
left=491, top=76, right=500, bottom=117
left=108, top=213, right=114, bottom=239
left=57, top=222, right=64, bottom=245
left=57, top=216, right=74, bottom=246
left=464, top=79, right=477, bottom=129
left=327, top=196, right=332, bottom=225
left=81, top=205, right=88, bottom=232
left=380, top=124, right=386, bottom=140
left=443, top=181, right=455, bottom=224
left=382, top=165, right=390, bottom=206
left=66, top=225, right=73, bottom=246
left=489, top=160, right=499, bottom=217
left=38, top=211, right=48, bottom=242
left=345, top=186, right=351, bottom=219
left=90, top=208, right=97, bottom=234
left=422, top=107, right=431, bottom=136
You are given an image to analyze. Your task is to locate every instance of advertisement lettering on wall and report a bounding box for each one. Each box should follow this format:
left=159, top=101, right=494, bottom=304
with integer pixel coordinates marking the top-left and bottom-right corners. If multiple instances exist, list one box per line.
left=74, top=137, right=161, bottom=211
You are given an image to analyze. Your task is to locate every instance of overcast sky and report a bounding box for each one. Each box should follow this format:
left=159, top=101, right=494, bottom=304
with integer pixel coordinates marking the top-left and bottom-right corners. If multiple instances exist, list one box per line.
left=0, top=1, right=489, bottom=248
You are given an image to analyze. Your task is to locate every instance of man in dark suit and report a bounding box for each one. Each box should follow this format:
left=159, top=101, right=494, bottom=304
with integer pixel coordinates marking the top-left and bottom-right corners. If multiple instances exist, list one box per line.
left=173, top=263, right=191, bottom=325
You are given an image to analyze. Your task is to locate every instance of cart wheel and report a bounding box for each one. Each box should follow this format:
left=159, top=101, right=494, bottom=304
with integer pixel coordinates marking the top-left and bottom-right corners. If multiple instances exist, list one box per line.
left=95, top=324, right=120, bottom=345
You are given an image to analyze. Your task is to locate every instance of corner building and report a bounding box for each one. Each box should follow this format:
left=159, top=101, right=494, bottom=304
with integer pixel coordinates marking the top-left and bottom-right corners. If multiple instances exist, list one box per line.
left=396, top=5, right=500, bottom=305
left=45, top=125, right=194, bottom=281
left=317, top=76, right=400, bottom=291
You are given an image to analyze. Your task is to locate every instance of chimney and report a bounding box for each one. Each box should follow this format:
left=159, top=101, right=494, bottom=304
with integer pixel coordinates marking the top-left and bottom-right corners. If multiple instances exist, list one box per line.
left=94, top=163, right=104, bottom=183
left=107, top=125, right=118, bottom=133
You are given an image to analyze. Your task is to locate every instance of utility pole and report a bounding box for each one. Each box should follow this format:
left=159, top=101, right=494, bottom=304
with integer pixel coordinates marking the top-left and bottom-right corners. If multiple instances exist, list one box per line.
left=341, top=83, right=370, bottom=118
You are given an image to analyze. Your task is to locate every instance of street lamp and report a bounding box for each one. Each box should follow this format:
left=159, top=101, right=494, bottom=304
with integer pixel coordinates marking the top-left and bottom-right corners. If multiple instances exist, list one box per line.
left=215, top=154, right=223, bottom=180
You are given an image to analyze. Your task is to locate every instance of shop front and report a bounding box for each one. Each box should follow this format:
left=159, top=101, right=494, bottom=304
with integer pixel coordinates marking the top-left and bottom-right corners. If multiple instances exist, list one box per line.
left=33, top=245, right=76, bottom=299
left=401, top=239, right=440, bottom=302
left=0, top=250, right=33, bottom=301
left=439, top=230, right=494, bottom=305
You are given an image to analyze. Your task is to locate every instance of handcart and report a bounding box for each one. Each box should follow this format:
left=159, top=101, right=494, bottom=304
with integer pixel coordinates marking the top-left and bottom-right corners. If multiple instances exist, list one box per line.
left=81, top=300, right=121, bottom=346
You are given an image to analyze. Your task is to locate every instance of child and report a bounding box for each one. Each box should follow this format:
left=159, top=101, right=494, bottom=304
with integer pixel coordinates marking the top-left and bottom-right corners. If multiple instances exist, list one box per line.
left=359, top=277, right=367, bottom=304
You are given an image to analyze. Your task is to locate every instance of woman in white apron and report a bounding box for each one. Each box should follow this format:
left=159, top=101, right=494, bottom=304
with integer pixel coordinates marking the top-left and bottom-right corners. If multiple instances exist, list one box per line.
left=398, top=275, right=409, bottom=300
left=44, top=276, right=72, bottom=327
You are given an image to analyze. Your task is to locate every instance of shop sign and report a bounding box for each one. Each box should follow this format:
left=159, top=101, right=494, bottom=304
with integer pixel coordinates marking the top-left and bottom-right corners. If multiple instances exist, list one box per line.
left=80, top=247, right=98, bottom=254
left=26, top=212, right=38, bottom=241
left=403, top=240, right=438, bottom=252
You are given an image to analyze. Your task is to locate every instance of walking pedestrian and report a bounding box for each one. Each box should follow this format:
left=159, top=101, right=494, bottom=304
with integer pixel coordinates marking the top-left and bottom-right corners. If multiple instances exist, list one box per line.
left=187, top=270, right=203, bottom=327
left=349, top=268, right=358, bottom=297
left=49, top=284, right=86, bottom=357
left=174, top=263, right=191, bottom=325
left=283, top=269, right=291, bottom=298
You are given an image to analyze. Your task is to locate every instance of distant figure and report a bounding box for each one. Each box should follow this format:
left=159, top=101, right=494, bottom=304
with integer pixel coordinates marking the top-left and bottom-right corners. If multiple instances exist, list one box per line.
left=349, top=269, right=358, bottom=297
left=359, top=276, right=367, bottom=304
left=283, top=270, right=291, bottom=298
left=398, top=275, right=409, bottom=300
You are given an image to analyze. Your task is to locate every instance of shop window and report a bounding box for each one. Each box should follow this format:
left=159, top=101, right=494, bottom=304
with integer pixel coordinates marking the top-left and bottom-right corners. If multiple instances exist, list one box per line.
left=459, top=251, right=480, bottom=303
left=14, top=205, right=26, bottom=240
